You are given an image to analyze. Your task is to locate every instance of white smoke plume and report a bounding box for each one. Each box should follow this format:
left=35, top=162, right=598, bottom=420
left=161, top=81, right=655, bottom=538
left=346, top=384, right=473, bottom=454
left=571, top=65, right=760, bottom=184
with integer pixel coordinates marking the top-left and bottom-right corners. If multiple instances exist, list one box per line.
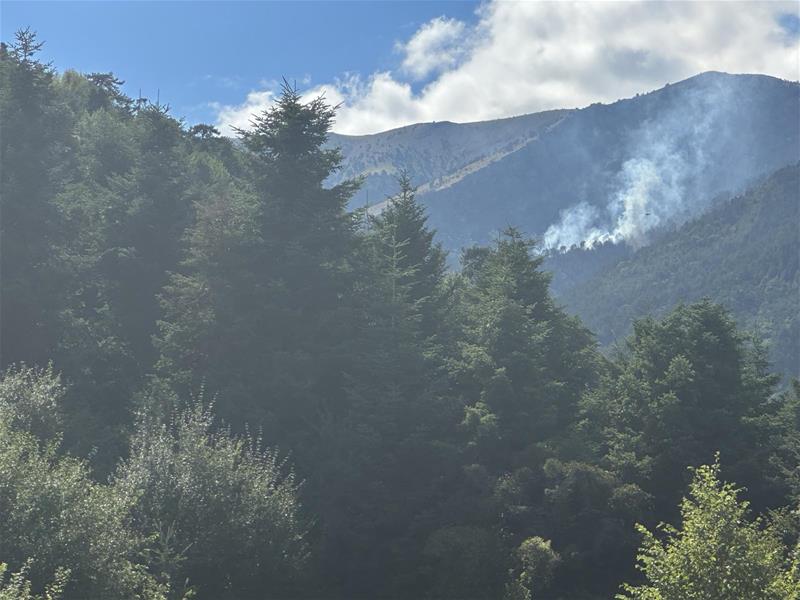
left=542, top=201, right=604, bottom=250
left=544, top=75, right=734, bottom=251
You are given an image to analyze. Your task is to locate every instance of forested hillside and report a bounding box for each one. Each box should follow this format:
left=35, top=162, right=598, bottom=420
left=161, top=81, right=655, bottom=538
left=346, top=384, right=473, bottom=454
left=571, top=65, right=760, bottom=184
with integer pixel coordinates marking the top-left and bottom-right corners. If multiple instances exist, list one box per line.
left=1, top=31, right=799, bottom=600
left=551, top=164, right=799, bottom=378
left=332, top=72, right=800, bottom=253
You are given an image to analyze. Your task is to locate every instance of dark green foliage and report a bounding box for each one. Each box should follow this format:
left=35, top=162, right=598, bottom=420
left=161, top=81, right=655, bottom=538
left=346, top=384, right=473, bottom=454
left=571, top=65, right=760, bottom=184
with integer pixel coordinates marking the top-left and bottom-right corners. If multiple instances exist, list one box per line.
left=580, top=301, right=784, bottom=515
left=157, top=82, right=360, bottom=448
left=53, top=98, right=194, bottom=461
left=296, top=173, right=455, bottom=597
left=2, top=30, right=252, bottom=463
left=413, top=230, right=608, bottom=598
left=0, top=29, right=72, bottom=369
left=367, top=172, right=447, bottom=329
left=454, top=229, right=598, bottom=448
left=422, top=525, right=507, bottom=598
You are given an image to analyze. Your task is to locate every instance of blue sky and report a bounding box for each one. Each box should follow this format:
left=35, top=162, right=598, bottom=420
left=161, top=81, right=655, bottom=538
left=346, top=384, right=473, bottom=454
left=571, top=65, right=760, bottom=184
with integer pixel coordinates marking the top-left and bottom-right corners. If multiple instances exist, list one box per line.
left=2, top=1, right=797, bottom=134
left=1, top=1, right=479, bottom=125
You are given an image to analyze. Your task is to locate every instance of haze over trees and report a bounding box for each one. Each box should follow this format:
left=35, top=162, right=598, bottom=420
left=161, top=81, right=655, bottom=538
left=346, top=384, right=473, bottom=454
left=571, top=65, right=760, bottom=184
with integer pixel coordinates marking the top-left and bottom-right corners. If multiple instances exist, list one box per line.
left=1, top=30, right=799, bottom=600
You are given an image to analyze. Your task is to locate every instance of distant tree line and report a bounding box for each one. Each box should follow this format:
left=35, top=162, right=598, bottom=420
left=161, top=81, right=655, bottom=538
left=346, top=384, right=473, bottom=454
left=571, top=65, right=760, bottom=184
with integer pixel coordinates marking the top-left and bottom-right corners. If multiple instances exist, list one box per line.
left=1, top=29, right=798, bottom=599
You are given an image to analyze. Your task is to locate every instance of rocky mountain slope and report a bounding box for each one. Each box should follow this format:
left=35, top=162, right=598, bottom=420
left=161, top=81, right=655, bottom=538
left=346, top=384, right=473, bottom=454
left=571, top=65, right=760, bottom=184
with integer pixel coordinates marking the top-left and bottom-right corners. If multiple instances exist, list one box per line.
left=331, top=72, right=799, bottom=254
left=328, top=109, right=570, bottom=211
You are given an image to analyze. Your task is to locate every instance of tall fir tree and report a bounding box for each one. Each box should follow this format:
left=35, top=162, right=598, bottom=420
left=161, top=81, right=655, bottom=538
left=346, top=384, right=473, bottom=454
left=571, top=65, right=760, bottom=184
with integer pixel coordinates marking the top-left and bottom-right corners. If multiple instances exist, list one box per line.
left=310, top=174, right=459, bottom=598
left=157, top=82, right=360, bottom=453
left=369, top=172, right=446, bottom=332
left=0, top=29, right=72, bottom=369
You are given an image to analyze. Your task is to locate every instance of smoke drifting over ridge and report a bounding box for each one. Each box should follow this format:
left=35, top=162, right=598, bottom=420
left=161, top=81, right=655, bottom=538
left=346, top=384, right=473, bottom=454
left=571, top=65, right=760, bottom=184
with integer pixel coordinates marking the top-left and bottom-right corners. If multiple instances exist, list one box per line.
left=543, top=74, right=735, bottom=251
left=329, top=72, right=798, bottom=257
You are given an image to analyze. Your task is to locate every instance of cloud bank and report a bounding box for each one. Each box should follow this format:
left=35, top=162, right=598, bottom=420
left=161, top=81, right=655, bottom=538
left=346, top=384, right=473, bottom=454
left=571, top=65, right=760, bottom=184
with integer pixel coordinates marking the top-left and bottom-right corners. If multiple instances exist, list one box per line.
left=214, top=1, right=799, bottom=135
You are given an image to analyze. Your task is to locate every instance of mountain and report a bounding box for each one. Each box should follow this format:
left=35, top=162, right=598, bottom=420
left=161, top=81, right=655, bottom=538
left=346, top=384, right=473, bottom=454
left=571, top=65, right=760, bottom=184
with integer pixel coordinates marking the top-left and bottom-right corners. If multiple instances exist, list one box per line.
left=328, top=108, right=570, bottom=211
left=330, top=72, right=800, bottom=254
left=550, top=163, right=800, bottom=378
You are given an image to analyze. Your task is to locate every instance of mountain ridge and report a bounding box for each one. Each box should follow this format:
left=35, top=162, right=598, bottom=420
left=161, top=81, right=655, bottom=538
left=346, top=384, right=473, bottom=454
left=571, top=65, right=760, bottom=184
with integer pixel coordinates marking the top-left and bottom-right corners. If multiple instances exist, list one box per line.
left=330, top=71, right=799, bottom=255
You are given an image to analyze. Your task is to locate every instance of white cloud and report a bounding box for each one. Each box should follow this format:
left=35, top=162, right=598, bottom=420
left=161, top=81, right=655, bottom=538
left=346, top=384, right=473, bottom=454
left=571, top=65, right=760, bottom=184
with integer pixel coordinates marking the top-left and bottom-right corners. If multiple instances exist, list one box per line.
left=399, top=16, right=470, bottom=80
left=213, top=89, right=276, bottom=135
left=215, top=1, right=800, bottom=135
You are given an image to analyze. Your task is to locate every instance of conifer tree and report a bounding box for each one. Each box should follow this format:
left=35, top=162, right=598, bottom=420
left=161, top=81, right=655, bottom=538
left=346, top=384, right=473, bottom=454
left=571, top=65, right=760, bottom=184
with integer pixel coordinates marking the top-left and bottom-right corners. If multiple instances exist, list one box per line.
left=456, top=228, right=597, bottom=455
left=369, top=172, right=446, bottom=331
left=307, top=174, right=456, bottom=598
left=580, top=300, right=783, bottom=516
left=157, top=83, right=360, bottom=452
left=0, top=29, right=72, bottom=369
